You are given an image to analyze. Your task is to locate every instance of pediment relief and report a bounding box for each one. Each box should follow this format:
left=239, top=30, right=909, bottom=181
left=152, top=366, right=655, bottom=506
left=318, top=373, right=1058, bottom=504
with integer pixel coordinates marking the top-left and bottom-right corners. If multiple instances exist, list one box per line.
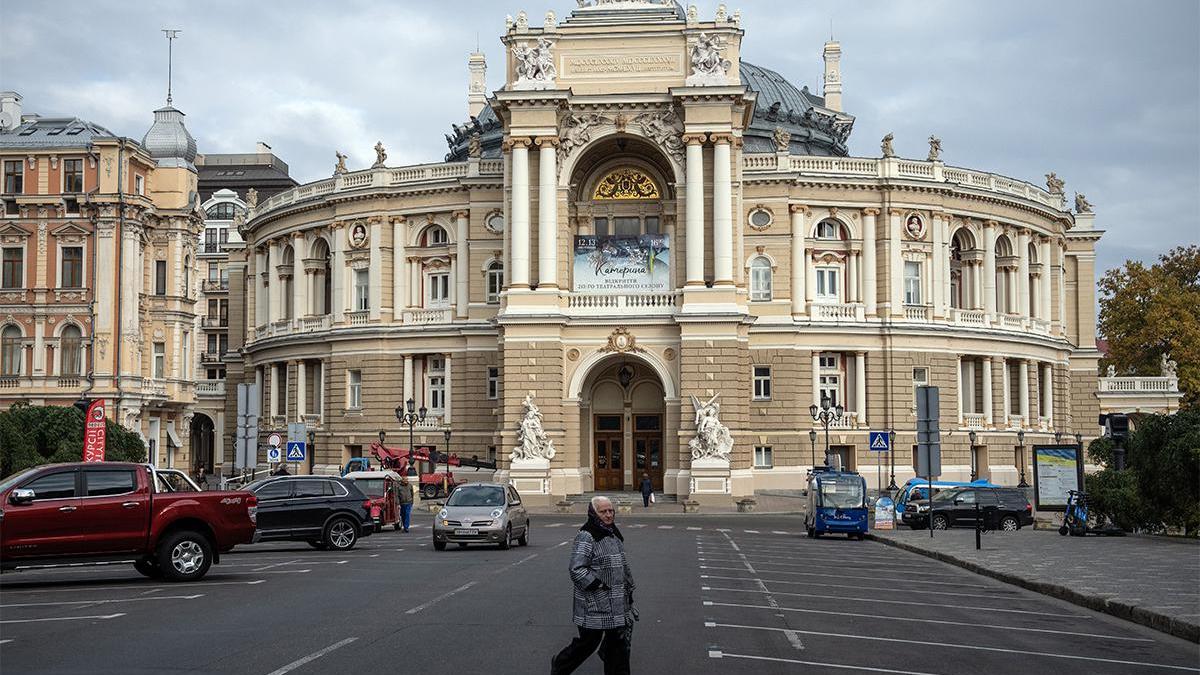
left=51, top=222, right=90, bottom=244
left=0, top=223, right=31, bottom=243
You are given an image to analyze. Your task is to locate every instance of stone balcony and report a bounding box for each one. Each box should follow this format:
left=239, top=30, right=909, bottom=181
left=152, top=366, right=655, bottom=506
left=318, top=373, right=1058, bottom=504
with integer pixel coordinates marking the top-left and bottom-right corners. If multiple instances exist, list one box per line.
left=1097, top=375, right=1183, bottom=415
left=196, top=379, right=225, bottom=397
left=566, top=292, right=679, bottom=316
left=810, top=302, right=865, bottom=322
left=402, top=308, right=454, bottom=325
left=962, top=413, right=986, bottom=430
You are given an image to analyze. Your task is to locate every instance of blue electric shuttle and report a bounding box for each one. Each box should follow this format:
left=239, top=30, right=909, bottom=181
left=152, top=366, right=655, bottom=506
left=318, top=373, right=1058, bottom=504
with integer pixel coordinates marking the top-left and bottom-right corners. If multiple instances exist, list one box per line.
left=804, top=468, right=869, bottom=539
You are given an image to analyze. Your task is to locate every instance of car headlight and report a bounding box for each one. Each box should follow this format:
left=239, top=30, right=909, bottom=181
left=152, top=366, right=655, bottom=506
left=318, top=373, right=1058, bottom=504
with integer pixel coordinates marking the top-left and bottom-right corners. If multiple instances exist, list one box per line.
left=438, top=509, right=448, bottom=520
left=490, top=508, right=504, bottom=519
left=917, top=505, right=929, bottom=512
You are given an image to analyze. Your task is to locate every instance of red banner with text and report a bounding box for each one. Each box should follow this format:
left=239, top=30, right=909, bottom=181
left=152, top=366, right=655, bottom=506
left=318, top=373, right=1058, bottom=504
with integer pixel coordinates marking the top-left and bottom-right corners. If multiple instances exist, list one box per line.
left=83, top=399, right=106, bottom=462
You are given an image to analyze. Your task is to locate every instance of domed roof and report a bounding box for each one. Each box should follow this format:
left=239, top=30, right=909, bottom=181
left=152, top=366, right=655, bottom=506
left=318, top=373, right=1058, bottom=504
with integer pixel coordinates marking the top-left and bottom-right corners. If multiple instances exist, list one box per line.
left=142, top=105, right=198, bottom=170
left=739, top=61, right=853, bottom=156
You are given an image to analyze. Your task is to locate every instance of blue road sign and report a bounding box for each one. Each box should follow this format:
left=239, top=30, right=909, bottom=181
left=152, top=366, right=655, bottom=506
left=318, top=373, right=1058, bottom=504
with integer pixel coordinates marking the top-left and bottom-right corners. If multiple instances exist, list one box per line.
left=286, top=441, right=307, bottom=462
left=869, top=431, right=891, bottom=453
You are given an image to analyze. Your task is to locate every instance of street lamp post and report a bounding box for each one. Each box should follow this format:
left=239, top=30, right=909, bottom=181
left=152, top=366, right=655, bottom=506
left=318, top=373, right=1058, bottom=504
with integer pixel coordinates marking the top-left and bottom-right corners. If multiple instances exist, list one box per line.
left=808, top=429, right=817, bottom=469
left=395, top=398, right=427, bottom=482
left=808, top=394, right=844, bottom=469
left=442, top=428, right=452, bottom=497
left=968, top=430, right=978, bottom=481
left=307, top=429, right=315, bottom=475
left=887, top=429, right=898, bottom=491
left=1016, top=429, right=1028, bottom=488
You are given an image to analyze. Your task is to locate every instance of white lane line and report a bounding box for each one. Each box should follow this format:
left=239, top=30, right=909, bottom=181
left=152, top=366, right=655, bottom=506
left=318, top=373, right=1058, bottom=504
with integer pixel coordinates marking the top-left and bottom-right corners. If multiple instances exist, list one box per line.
left=708, top=623, right=1200, bottom=673
left=697, top=565, right=992, bottom=589
left=695, top=555, right=939, bottom=574
left=0, top=579, right=265, bottom=596
left=1, top=613, right=125, bottom=624
left=2, top=594, right=203, bottom=609
left=554, top=540, right=571, bottom=548
left=714, top=530, right=800, bottom=649
left=698, top=575, right=1022, bottom=600
left=0, top=639, right=12, bottom=644
left=370, top=554, right=379, bottom=558
left=700, top=587, right=1080, bottom=618
left=657, top=525, right=674, bottom=530
left=629, top=524, right=647, bottom=528
left=282, top=560, right=348, bottom=566
left=259, top=569, right=311, bottom=574
left=771, top=531, right=790, bottom=535
left=712, top=651, right=942, bottom=674
left=742, top=530, right=761, bottom=534
left=264, top=637, right=358, bottom=675
left=395, top=548, right=405, bottom=552
left=405, top=582, right=478, bottom=615
left=702, top=601, right=1151, bottom=641
left=253, top=559, right=300, bottom=572
left=545, top=523, right=564, bottom=527
left=687, top=527, right=702, bottom=531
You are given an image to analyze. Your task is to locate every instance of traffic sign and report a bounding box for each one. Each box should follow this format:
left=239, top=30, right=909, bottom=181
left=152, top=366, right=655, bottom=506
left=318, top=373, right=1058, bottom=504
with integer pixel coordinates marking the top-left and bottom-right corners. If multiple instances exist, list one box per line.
left=286, top=441, right=307, bottom=462
left=268, top=432, right=282, bottom=447
left=266, top=445, right=282, bottom=463
left=868, top=431, right=891, bottom=452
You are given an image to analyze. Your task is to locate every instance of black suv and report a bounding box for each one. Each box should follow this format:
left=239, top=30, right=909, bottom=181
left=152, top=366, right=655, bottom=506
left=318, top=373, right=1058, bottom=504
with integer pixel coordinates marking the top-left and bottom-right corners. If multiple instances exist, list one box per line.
left=243, top=476, right=375, bottom=551
left=904, top=486, right=1033, bottom=531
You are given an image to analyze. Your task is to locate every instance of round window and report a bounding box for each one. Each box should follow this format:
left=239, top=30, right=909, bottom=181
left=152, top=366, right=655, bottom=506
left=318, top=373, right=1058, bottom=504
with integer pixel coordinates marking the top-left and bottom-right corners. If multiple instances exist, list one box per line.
left=485, top=212, right=504, bottom=233
left=748, top=209, right=772, bottom=230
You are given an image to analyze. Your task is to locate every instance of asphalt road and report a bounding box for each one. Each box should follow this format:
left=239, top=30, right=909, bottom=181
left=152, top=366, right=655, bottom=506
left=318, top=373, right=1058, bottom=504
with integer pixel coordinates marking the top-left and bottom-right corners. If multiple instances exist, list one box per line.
left=1, top=513, right=1196, bottom=674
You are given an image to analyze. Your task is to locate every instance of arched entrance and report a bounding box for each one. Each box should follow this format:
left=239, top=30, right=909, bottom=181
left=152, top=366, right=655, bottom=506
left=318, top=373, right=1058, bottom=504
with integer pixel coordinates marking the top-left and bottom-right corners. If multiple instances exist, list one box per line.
left=190, top=413, right=215, bottom=473
left=578, top=357, right=666, bottom=492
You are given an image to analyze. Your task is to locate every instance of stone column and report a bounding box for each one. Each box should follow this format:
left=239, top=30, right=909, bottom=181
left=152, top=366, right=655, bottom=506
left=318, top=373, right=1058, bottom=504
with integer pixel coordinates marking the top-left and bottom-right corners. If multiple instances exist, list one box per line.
left=32, top=320, right=45, bottom=374
left=854, top=351, right=866, bottom=426
left=888, top=209, right=903, bottom=316
left=932, top=214, right=946, bottom=317
left=403, top=355, right=414, bottom=403
left=368, top=218, right=383, bottom=320
left=684, top=134, right=706, bottom=285
left=1017, top=228, right=1031, bottom=316
left=255, top=367, right=265, bottom=416
left=268, top=363, right=278, bottom=421
left=712, top=134, right=734, bottom=285
left=292, top=234, right=307, bottom=318
left=790, top=205, right=807, bottom=315
left=1038, top=237, right=1052, bottom=321
left=982, top=356, right=994, bottom=427
left=509, top=138, right=531, bottom=288
left=455, top=211, right=469, bottom=317
left=862, top=208, right=878, bottom=316
left=811, top=352, right=821, bottom=406
left=1001, top=358, right=1010, bottom=425
left=319, top=361, right=326, bottom=421
left=330, top=226, right=345, bottom=322
left=1019, top=359, right=1030, bottom=424
left=393, top=216, right=407, bottom=316
left=536, top=138, right=558, bottom=289
left=956, top=355, right=964, bottom=425
left=1056, top=240, right=1067, bottom=334
left=296, top=359, right=306, bottom=421
left=804, top=246, right=816, bottom=305
left=966, top=359, right=976, bottom=414
left=983, top=221, right=997, bottom=316
left=444, top=353, right=453, bottom=424
left=1042, top=362, right=1053, bottom=426
left=972, top=261, right=984, bottom=309
left=409, top=257, right=420, bottom=308
left=847, top=251, right=858, bottom=303
left=255, top=248, right=268, bottom=327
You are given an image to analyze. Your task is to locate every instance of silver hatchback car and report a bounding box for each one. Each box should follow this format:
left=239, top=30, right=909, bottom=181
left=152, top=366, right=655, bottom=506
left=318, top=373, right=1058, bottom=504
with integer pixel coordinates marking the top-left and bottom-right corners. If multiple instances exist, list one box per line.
left=433, top=483, right=530, bottom=551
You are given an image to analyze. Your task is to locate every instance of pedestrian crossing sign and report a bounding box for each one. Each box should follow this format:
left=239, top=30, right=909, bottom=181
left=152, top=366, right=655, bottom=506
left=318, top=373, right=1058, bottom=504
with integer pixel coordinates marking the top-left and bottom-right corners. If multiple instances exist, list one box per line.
left=869, top=431, right=891, bottom=452
left=286, top=441, right=306, bottom=461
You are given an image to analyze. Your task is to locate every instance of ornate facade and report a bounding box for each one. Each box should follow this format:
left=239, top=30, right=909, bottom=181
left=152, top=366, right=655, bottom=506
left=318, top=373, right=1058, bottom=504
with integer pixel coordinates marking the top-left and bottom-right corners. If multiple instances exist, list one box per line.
left=231, top=3, right=1104, bottom=504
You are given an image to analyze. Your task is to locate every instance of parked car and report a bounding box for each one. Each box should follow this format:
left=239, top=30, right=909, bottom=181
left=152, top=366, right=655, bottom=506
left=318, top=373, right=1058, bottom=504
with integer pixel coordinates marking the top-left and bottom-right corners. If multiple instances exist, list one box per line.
left=0, top=462, right=258, bottom=582
left=342, top=470, right=404, bottom=532
left=902, top=486, right=1033, bottom=531
left=433, top=482, right=529, bottom=551
left=242, top=476, right=374, bottom=551
left=893, top=478, right=997, bottom=526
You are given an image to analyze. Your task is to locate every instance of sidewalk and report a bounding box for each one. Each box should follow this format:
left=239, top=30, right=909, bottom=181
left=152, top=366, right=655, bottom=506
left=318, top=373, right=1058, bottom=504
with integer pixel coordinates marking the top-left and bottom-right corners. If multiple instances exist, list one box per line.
left=523, top=492, right=806, bottom=516
left=870, top=527, right=1200, bottom=643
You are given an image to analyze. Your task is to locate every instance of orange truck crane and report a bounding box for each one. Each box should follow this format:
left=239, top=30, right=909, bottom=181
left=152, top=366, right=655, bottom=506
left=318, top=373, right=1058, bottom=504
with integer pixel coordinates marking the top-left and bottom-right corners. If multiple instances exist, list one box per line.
left=340, top=442, right=497, bottom=499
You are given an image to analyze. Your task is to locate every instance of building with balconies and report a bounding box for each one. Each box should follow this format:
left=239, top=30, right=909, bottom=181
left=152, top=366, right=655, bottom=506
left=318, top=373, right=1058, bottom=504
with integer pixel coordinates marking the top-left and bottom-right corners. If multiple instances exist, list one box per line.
left=0, top=90, right=203, bottom=467
left=227, top=3, right=1104, bottom=503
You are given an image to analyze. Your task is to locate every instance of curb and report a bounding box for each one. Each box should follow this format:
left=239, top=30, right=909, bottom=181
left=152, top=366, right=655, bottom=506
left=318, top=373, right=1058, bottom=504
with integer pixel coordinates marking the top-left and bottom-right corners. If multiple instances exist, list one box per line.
left=867, top=534, right=1200, bottom=644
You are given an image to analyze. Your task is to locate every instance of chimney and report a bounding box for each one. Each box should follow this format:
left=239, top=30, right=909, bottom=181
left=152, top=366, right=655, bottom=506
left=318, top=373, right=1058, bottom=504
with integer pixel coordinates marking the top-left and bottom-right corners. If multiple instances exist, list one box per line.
left=468, top=51, right=488, bottom=118
left=822, top=41, right=842, bottom=112
left=256, top=141, right=272, bottom=154
left=0, top=91, right=23, bottom=132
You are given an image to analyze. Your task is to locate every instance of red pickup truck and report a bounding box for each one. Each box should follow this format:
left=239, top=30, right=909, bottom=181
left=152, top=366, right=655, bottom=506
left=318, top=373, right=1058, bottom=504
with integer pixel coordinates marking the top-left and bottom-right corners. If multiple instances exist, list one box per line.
left=0, top=462, right=258, bottom=582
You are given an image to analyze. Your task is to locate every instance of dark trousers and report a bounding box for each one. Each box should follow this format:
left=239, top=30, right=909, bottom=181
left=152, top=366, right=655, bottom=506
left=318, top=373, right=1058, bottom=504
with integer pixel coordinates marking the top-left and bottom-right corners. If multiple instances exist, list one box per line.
left=642, top=493, right=650, bottom=507
left=551, top=626, right=629, bottom=675
left=400, top=503, right=412, bottom=531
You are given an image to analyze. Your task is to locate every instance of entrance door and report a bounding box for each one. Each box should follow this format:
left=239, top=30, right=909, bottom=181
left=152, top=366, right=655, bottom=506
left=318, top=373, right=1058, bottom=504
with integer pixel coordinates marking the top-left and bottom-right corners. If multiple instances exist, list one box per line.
left=593, top=414, right=623, bottom=491
left=633, top=414, right=664, bottom=491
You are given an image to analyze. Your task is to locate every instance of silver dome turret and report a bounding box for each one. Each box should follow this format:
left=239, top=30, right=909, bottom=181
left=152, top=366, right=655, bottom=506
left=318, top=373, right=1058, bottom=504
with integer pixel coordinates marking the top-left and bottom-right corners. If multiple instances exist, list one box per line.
left=142, top=105, right=197, bottom=171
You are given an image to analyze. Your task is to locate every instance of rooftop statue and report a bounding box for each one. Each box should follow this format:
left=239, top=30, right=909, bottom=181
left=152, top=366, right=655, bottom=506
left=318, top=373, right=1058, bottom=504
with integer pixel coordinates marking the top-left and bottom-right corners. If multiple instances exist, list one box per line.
left=881, top=132, right=895, bottom=158
left=1161, top=353, right=1178, bottom=379
left=927, top=135, right=942, bottom=161
left=245, top=187, right=258, bottom=208
left=1075, top=192, right=1093, bottom=213
left=773, top=126, right=791, bottom=152
left=372, top=141, right=387, bottom=168
left=513, top=37, right=557, bottom=90
left=467, top=133, right=482, bottom=159
left=685, top=32, right=731, bottom=86
left=1045, top=172, right=1065, bottom=195
left=333, top=151, right=347, bottom=175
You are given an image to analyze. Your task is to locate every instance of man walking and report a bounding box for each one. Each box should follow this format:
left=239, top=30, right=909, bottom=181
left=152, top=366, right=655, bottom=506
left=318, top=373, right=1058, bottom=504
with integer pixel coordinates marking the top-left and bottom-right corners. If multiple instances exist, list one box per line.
left=398, top=473, right=414, bottom=533
left=551, top=496, right=635, bottom=675
left=639, top=473, right=653, bottom=508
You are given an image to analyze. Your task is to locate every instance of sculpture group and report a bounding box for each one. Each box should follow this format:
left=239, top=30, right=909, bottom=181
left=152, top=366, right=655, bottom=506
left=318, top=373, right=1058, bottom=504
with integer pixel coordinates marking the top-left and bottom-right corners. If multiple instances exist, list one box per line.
left=513, top=37, right=557, bottom=90
left=511, top=393, right=557, bottom=462
left=688, top=393, right=733, bottom=461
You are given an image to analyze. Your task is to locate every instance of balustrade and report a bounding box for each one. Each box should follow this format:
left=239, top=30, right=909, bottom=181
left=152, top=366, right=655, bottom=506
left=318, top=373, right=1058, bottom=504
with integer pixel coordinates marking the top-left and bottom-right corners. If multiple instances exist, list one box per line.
left=196, top=380, right=226, bottom=396
left=567, top=293, right=678, bottom=315
left=962, top=413, right=986, bottom=430
left=346, top=310, right=370, bottom=326
left=402, top=308, right=453, bottom=325
left=904, top=305, right=931, bottom=322
left=811, top=302, right=863, bottom=322
left=1098, top=376, right=1179, bottom=393
left=951, top=308, right=988, bottom=326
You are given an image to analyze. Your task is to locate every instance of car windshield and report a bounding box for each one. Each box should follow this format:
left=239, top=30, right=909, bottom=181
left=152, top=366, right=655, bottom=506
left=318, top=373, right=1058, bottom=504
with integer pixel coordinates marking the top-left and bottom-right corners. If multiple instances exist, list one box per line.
left=818, top=476, right=865, bottom=509
left=931, top=489, right=963, bottom=503
left=446, top=485, right=505, bottom=507
left=354, top=479, right=385, bottom=498
left=0, top=467, right=42, bottom=493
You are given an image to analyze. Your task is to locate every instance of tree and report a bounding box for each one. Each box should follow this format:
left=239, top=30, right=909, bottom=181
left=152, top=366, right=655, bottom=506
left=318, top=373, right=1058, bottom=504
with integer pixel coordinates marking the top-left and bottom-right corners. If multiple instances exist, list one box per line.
left=1098, top=245, right=1200, bottom=408
left=0, top=402, right=146, bottom=478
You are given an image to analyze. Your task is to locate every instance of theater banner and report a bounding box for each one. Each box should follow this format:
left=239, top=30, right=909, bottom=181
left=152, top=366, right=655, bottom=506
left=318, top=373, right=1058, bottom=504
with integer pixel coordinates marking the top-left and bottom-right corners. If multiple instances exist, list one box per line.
left=573, top=234, right=670, bottom=293
left=83, top=399, right=107, bottom=462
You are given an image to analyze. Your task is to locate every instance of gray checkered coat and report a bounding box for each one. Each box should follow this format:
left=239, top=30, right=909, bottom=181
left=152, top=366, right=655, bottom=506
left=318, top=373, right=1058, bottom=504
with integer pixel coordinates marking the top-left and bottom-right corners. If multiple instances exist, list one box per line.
left=569, top=528, right=636, bottom=630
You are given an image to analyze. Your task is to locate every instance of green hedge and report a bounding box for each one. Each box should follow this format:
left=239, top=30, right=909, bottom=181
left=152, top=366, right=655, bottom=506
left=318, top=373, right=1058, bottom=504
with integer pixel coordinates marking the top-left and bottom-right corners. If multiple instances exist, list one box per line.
left=0, top=402, right=146, bottom=478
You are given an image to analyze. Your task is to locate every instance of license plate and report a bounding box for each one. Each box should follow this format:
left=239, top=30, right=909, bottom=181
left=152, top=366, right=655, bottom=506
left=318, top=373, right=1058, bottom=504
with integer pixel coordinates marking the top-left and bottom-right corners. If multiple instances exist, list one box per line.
left=454, top=528, right=478, bottom=535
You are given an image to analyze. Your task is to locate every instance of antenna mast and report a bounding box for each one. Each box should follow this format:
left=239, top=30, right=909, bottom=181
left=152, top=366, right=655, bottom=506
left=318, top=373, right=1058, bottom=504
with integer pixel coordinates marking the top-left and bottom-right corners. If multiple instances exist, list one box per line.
left=162, top=29, right=182, bottom=105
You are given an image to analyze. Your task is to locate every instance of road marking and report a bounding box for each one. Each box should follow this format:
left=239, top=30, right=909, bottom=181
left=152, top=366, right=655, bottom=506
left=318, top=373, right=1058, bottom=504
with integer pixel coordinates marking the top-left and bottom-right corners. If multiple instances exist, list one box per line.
left=545, top=523, right=564, bottom=527
left=698, top=575, right=1022, bottom=600
left=697, top=565, right=997, bottom=589
left=695, top=554, right=934, bottom=573
left=771, top=531, right=790, bottom=535
left=258, top=569, right=311, bottom=574
left=0, top=579, right=265, bottom=596
left=2, top=594, right=203, bottom=609
left=253, top=559, right=300, bottom=572
left=657, top=525, right=674, bottom=529
left=264, top=637, right=358, bottom=675
left=699, top=587, right=1080, bottom=618
left=713, top=531, right=801, bottom=649
left=395, top=548, right=405, bottom=552
left=687, top=527, right=702, bottom=531
left=703, top=601, right=1151, bottom=641
left=712, top=651, right=942, bottom=674
left=1, top=613, right=125, bottom=624
left=707, top=623, right=1198, bottom=672
left=742, top=530, right=761, bottom=534
left=0, top=639, right=12, bottom=644
left=405, top=582, right=477, bottom=615
left=370, top=554, right=379, bottom=558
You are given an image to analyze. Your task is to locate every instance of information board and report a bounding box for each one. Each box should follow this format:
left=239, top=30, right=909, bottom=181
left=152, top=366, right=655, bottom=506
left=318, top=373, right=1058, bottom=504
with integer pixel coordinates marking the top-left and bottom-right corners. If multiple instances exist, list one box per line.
left=573, top=234, right=670, bottom=293
left=1032, top=445, right=1083, bottom=511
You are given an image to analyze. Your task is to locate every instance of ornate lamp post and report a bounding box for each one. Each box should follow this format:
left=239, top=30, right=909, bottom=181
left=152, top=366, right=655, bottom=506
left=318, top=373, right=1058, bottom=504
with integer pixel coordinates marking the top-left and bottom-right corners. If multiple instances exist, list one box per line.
left=968, top=430, right=978, bottom=481
left=442, top=428, right=452, bottom=496
left=887, top=429, right=898, bottom=491
left=307, top=429, right=316, bottom=475
left=395, top=398, right=427, bottom=479
left=1016, top=429, right=1028, bottom=488
left=808, top=393, right=844, bottom=469
left=808, top=429, right=818, bottom=469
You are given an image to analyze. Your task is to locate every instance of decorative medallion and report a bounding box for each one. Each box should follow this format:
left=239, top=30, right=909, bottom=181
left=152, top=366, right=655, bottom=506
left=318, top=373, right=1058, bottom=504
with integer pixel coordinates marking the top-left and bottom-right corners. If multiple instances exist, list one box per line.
left=663, top=347, right=676, bottom=362
left=347, top=221, right=369, bottom=249
left=599, top=327, right=644, bottom=354
left=566, top=348, right=580, bottom=362
left=904, top=213, right=927, bottom=240
left=747, top=207, right=773, bottom=231
left=592, top=168, right=660, bottom=201
left=484, top=210, right=505, bottom=234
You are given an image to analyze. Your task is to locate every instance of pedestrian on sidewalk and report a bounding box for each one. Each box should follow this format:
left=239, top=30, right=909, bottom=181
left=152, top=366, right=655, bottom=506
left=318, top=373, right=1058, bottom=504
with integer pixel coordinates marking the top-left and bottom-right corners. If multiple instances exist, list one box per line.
left=551, top=495, right=636, bottom=675
left=398, top=473, right=414, bottom=532
left=639, top=473, right=653, bottom=508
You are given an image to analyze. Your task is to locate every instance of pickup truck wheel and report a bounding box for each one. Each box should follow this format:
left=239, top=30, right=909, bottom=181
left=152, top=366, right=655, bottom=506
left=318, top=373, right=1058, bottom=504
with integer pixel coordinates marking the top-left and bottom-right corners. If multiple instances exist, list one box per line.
left=133, top=558, right=163, bottom=579
left=158, top=531, right=212, bottom=582
left=324, top=517, right=358, bottom=551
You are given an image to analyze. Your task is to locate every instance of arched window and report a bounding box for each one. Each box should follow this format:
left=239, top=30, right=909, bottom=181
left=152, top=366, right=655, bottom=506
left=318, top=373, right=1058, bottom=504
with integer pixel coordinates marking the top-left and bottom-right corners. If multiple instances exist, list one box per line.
left=205, top=203, right=237, bottom=221
left=60, top=325, right=82, bottom=376
left=1028, top=242, right=1039, bottom=316
left=950, top=229, right=977, bottom=310
left=183, top=255, right=190, bottom=298
left=994, top=234, right=1015, bottom=314
left=424, top=226, right=448, bottom=246
left=280, top=246, right=295, bottom=319
left=816, top=219, right=841, bottom=240
left=309, top=238, right=332, bottom=316
left=1, top=325, right=20, bottom=376
left=749, top=256, right=772, bottom=302
left=486, top=260, right=504, bottom=304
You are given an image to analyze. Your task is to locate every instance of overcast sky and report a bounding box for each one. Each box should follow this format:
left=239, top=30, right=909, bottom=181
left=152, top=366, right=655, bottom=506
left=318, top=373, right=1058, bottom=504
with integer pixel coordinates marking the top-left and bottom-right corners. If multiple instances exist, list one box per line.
left=2, top=0, right=1197, bottom=280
